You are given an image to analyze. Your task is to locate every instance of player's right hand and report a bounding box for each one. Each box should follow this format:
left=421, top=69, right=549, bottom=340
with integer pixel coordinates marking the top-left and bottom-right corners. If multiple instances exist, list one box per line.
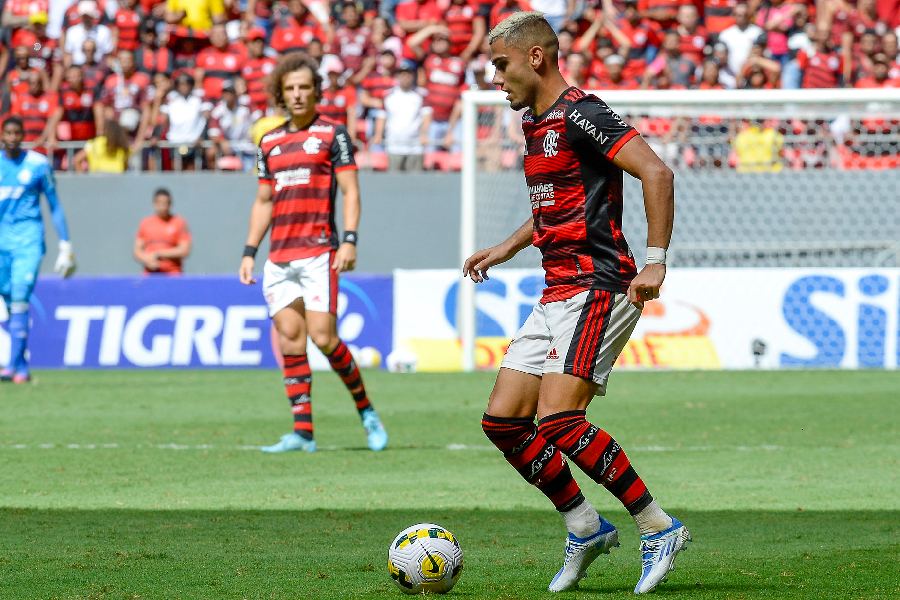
left=463, top=245, right=511, bottom=283
left=54, top=240, right=77, bottom=278
left=239, top=256, right=257, bottom=285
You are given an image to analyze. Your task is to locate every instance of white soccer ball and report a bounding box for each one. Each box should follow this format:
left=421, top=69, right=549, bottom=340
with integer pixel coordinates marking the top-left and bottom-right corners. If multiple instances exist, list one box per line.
left=387, top=523, right=463, bottom=595
left=355, top=346, right=382, bottom=369
left=386, top=348, right=418, bottom=373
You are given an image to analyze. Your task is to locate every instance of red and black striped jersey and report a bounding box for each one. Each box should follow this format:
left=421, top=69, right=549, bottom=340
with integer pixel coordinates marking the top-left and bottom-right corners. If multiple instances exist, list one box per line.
left=423, top=54, right=465, bottom=123
left=361, top=71, right=396, bottom=101
left=12, top=91, right=57, bottom=142
left=445, top=2, right=479, bottom=56
left=319, top=86, right=357, bottom=126
left=11, top=30, right=58, bottom=75
left=332, top=25, right=375, bottom=74
left=60, top=85, right=97, bottom=140
left=797, top=50, right=842, bottom=88
left=241, top=56, right=276, bottom=113
left=522, top=87, right=638, bottom=302
left=678, top=26, right=709, bottom=65
left=703, top=0, right=737, bottom=33
left=257, top=117, right=357, bottom=262
left=82, top=61, right=111, bottom=92
left=3, top=68, right=34, bottom=105
left=196, top=46, right=244, bottom=102
left=115, top=9, right=142, bottom=50
left=270, top=14, right=327, bottom=54
left=134, top=46, right=174, bottom=78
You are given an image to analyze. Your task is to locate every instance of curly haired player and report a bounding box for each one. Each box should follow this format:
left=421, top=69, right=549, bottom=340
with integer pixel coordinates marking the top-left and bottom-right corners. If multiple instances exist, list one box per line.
left=239, top=53, right=387, bottom=453
left=464, top=12, right=690, bottom=594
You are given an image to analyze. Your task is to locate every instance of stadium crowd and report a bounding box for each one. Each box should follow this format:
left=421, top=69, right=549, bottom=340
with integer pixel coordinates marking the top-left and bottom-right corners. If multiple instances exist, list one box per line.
left=1, top=0, right=899, bottom=172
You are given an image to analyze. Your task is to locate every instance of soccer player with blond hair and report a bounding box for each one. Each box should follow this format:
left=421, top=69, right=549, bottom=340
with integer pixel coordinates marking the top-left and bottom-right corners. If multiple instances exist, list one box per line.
left=464, top=11, right=689, bottom=594
left=239, top=53, right=387, bottom=454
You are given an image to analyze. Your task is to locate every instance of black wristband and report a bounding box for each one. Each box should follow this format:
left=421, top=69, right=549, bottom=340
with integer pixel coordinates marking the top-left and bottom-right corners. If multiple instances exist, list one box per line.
left=243, top=245, right=258, bottom=258
left=343, top=231, right=358, bottom=245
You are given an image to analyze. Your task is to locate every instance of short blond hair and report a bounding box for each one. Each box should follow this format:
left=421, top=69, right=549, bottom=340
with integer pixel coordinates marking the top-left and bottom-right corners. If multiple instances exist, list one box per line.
left=488, top=11, right=559, bottom=61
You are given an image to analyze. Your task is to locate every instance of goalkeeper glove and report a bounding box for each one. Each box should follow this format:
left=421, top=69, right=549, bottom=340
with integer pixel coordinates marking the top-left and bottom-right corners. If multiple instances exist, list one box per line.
left=54, top=240, right=77, bottom=278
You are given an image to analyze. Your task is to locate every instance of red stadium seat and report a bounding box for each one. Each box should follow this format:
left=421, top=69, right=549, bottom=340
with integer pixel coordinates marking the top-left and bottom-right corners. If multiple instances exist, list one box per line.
left=837, top=146, right=900, bottom=170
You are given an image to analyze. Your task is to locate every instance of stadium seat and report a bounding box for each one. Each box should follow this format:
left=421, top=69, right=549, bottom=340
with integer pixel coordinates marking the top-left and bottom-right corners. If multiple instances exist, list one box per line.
left=425, top=151, right=451, bottom=171
left=216, top=155, right=242, bottom=170
left=450, top=152, right=463, bottom=171
left=837, top=146, right=900, bottom=170
left=355, top=150, right=370, bottom=169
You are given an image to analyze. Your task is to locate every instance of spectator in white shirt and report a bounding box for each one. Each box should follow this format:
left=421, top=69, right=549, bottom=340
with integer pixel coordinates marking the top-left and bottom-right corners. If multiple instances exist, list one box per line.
left=152, top=72, right=208, bottom=170
left=371, top=59, right=433, bottom=172
left=718, top=2, right=764, bottom=75
left=63, top=0, right=114, bottom=67
left=206, top=80, right=261, bottom=171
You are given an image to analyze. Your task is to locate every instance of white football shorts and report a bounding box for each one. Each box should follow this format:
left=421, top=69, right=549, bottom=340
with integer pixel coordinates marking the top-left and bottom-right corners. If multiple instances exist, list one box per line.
left=501, top=290, right=642, bottom=396
left=262, top=250, right=338, bottom=317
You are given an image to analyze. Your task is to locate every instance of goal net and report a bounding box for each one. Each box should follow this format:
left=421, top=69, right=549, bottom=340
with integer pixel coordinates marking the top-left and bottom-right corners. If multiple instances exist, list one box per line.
left=458, top=88, right=900, bottom=370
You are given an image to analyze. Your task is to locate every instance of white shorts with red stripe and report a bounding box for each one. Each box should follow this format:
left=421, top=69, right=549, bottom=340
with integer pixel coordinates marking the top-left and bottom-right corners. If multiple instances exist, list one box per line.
left=500, top=290, right=641, bottom=396
left=262, top=250, right=338, bottom=317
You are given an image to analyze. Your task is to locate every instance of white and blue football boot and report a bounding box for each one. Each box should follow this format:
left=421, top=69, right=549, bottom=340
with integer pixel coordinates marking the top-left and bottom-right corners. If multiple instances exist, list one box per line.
left=361, top=408, right=388, bottom=451
left=261, top=432, right=317, bottom=453
left=634, top=518, right=691, bottom=594
left=548, top=517, right=619, bottom=592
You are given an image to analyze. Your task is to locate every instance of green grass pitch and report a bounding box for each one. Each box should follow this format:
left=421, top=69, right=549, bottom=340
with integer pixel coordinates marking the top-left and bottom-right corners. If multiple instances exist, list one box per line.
left=1, top=369, right=898, bottom=599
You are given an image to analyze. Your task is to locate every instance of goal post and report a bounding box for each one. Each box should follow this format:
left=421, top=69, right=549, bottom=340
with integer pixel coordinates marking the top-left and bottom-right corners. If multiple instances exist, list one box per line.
left=459, top=88, right=900, bottom=372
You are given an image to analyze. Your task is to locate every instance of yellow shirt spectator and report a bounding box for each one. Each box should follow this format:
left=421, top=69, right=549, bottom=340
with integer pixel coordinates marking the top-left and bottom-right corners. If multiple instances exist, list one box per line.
left=166, top=0, right=225, bottom=30
left=733, top=124, right=783, bottom=173
left=83, top=136, right=130, bottom=173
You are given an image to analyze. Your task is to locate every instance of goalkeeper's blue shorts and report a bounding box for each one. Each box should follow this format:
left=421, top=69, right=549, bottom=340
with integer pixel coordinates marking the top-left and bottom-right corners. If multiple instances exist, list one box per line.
left=0, top=244, right=44, bottom=304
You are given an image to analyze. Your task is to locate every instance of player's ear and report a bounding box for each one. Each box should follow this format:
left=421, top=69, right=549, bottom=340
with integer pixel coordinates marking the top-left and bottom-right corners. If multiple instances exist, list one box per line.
left=529, top=45, right=544, bottom=70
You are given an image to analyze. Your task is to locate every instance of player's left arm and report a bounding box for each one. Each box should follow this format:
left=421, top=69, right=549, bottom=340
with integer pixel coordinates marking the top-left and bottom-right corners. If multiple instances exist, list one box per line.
left=41, top=163, right=77, bottom=278
left=331, top=125, right=359, bottom=274
left=612, top=135, right=674, bottom=304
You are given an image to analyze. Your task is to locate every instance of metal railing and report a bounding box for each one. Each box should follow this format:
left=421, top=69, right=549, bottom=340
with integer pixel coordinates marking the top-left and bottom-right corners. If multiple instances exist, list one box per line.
left=27, top=140, right=249, bottom=173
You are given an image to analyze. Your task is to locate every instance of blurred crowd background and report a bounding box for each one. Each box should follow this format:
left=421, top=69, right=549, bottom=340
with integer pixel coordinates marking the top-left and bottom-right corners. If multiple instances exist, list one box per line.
left=1, top=0, right=898, bottom=173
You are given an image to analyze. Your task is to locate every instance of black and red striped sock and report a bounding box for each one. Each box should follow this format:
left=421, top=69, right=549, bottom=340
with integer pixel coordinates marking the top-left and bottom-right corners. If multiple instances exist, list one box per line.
left=482, top=414, right=585, bottom=512
left=283, top=354, right=313, bottom=440
left=538, top=410, right=653, bottom=515
left=325, top=341, right=371, bottom=414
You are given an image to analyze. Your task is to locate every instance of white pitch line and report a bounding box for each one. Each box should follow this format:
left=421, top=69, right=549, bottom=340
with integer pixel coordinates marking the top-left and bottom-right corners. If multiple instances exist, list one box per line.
left=0, top=443, right=782, bottom=452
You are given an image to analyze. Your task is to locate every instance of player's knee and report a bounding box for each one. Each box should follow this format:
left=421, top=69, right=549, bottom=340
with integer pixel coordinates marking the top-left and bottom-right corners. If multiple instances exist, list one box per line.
left=310, top=330, right=339, bottom=353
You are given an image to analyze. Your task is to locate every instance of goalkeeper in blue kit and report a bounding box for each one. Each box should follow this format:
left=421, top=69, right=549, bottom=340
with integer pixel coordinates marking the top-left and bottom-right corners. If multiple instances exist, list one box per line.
left=0, top=116, right=76, bottom=383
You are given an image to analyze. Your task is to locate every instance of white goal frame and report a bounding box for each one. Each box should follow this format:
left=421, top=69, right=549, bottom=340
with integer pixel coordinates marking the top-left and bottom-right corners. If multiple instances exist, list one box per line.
left=458, top=87, right=900, bottom=372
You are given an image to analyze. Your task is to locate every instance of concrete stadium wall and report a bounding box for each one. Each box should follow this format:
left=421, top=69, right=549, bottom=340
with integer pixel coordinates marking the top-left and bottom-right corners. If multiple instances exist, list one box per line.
left=42, top=169, right=900, bottom=275
left=44, top=172, right=464, bottom=275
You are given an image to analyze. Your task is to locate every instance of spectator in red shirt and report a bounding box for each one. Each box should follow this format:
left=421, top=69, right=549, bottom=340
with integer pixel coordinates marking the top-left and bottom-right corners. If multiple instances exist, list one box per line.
left=884, top=31, right=900, bottom=78
left=644, top=29, right=696, bottom=86
left=562, top=51, right=594, bottom=87
left=394, top=0, right=443, bottom=35
left=332, top=2, right=377, bottom=85
left=48, top=64, right=100, bottom=146
left=134, top=188, right=192, bottom=275
left=360, top=49, right=398, bottom=110
left=595, top=53, right=642, bottom=88
left=738, top=50, right=782, bottom=87
left=134, top=19, right=175, bottom=81
left=11, top=70, right=57, bottom=150
left=113, top=0, right=143, bottom=51
left=617, top=0, right=664, bottom=62
left=80, top=38, right=111, bottom=91
left=407, top=25, right=466, bottom=150
left=489, top=0, right=532, bottom=29
left=855, top=53, right=900, bottom=86
left=445, top=0, right=486, bottom=62
left=318, top=57, right=359, bottom=146
left=847, top=29, right=881, bottom=83
left=5, top=46, right=47, bottom=106
left=703, top=0, right=737, bottom=34
left=797, top=26, right=844, bottom=88
left=269, top=0, right=327, bottom=54
left=675, top=3, right=708, bottom=65
left=11, top=16, right=61, bottom=89
left=241, top=27, right=276, bottom=114
left=98, top=49, right=154, bottom=150
left=696, top=59, right=724, bottom=88
left=195, top=24, right=245, bottom=103
left=639, top=0, right=685, bottom=29
left=1, top=0, right=49, bottom=30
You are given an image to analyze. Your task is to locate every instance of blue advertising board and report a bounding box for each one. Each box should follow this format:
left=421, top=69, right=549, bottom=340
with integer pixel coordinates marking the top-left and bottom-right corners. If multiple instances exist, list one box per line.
left=0, top=275, right=392, bottom=369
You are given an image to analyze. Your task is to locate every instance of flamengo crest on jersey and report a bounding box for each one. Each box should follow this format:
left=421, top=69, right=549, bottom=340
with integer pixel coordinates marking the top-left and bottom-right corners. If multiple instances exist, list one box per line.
left=522, top=87, right=640, bottom=303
